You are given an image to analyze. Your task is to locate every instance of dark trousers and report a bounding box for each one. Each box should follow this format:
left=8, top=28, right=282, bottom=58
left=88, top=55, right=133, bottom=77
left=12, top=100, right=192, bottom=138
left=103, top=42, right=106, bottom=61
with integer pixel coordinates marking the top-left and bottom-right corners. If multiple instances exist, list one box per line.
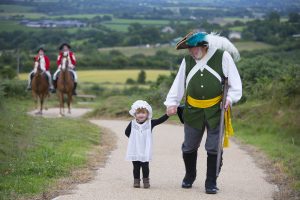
left=182, top=123, right=220, bottom=154
left=132, top=161, right=149, bottom=179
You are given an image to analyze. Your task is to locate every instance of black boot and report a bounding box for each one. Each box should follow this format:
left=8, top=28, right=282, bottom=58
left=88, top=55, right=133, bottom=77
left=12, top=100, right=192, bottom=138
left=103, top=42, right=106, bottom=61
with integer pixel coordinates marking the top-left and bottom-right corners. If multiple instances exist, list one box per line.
left=72, top=82, right=77, bottom=96
left=205, top=153, right=218, bottom=194
left=182, top=151, right=197, bottom=188
left=52, top=80, right=57, bottom=93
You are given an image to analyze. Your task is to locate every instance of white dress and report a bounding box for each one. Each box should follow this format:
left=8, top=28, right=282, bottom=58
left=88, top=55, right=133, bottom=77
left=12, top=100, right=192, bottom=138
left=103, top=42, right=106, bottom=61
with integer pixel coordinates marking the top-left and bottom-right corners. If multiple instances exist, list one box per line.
left=126, top=119, right=152, bottom=162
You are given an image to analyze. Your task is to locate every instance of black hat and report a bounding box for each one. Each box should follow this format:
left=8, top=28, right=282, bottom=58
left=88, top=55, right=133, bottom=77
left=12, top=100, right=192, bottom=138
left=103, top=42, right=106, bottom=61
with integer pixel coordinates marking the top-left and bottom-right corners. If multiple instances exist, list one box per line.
left=36, top=47, right=46, bottom=53
left=59, top=43, right=71, bottom=50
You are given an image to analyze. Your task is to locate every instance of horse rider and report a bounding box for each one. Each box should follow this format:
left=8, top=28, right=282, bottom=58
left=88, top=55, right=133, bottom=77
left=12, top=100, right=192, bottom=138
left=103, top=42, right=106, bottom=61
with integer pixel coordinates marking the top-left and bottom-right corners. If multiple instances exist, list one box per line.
left=52, top=43, right=78, bottom=95
left=27, top=47, right=54, bottom=91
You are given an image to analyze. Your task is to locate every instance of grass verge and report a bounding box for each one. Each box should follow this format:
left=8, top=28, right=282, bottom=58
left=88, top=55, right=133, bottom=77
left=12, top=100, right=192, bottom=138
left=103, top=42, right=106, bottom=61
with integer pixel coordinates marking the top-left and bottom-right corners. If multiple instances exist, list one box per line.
left=0, top=99, right=101, bottom=200
left=233, top=101, right=300, bottom=197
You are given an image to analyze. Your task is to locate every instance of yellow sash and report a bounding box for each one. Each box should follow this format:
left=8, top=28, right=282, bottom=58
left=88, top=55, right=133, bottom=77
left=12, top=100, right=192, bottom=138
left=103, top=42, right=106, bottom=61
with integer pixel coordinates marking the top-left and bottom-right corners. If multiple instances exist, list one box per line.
left=187, top=95, right=234, bottom=148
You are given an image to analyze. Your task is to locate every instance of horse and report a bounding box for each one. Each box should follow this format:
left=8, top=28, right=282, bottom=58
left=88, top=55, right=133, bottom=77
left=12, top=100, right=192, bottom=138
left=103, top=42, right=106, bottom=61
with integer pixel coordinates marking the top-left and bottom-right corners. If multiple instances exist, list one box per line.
left=31, top=62, right=49, bottom=115
left=56, top=56, right=74, bottom=116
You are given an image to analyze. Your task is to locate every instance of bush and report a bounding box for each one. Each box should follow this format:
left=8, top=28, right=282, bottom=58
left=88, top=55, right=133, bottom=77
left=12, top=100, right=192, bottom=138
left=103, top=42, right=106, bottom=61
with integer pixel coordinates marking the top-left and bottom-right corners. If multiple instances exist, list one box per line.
left=0, top=79, right=28, bottom=98
left=86, top=84, right=106, bottom=95
left=0, top=66, right=17, bottom=79
left=126, top=78, right=136, bottom=84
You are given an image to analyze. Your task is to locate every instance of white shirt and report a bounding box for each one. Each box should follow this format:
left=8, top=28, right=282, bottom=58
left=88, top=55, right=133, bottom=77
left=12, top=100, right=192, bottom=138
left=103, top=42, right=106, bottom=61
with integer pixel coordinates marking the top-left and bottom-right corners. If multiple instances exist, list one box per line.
left=34, top=56, right=46, bottom=73
left=164, top=50, right=242, bottom=106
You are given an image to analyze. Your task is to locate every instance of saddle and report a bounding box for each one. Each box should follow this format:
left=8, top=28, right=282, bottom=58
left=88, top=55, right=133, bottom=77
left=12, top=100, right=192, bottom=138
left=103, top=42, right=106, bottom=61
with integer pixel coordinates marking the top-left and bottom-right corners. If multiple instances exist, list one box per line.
left=31, top=72, right=48, bottom=81
left=57, top=71, right=75, bottom=80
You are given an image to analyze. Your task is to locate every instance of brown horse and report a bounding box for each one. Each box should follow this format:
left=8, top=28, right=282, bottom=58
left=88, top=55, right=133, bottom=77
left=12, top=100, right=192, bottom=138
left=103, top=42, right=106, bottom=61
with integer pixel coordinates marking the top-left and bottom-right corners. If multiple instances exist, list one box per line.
left=31, top=63, right=49, bottom=115
left=57, top=56, right=74, bottom=116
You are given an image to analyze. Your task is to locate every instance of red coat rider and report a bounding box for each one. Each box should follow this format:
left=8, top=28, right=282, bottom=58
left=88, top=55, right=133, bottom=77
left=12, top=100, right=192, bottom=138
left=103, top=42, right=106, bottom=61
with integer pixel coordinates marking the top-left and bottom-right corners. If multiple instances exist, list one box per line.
left=27, top=47, right=54, bottom=91
left=52, top=43, right=78, bottom=95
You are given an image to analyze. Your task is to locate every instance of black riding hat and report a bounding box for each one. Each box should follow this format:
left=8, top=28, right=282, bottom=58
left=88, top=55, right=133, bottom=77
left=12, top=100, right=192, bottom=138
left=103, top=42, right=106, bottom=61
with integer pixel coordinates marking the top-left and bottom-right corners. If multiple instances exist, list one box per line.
left=36, top=47, right=46, bottom=53
left=59, top=43, right=71, bottom=50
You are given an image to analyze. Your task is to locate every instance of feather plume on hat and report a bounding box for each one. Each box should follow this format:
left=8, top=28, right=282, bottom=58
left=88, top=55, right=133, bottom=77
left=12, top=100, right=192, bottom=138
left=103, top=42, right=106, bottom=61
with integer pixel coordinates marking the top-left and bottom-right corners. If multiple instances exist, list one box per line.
left=206, top=33, right=240, bottom=62
left=176, top=32, right=240, bottom=62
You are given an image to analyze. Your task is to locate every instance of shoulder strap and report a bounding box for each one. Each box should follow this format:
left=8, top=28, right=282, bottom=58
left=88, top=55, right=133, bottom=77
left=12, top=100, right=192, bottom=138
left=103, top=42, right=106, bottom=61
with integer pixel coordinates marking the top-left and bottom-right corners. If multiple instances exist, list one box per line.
left=185, top=48, right=217, bottom=89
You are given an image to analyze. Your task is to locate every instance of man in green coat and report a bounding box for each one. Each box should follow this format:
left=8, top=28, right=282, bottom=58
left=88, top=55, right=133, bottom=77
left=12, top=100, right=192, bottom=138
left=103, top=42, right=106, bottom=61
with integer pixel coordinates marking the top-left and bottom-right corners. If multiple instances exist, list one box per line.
left=165, top=31, right=242, bottom=194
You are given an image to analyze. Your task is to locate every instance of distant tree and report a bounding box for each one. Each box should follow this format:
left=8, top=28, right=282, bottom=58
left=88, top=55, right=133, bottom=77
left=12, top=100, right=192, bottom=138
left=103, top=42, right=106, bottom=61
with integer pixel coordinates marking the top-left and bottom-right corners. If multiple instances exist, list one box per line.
left=288, top=12, right=300, bottom=23
left=137, top=70, right=146, bottom=84
left=266, top=11, right=280, bottom=23
left=103, top=15, right=112, bottom=21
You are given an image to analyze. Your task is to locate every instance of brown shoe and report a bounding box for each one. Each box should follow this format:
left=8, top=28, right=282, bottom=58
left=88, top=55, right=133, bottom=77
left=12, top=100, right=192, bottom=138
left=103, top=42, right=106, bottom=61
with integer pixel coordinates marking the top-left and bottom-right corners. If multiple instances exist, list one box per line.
left=133, top=179, right=140, bottom=188
left=143, top=178, right=150, bottom=188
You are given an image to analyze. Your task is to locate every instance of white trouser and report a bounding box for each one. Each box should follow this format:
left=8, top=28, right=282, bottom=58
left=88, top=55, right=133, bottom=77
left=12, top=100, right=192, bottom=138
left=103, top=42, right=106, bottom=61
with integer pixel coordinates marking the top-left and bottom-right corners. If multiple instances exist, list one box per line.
left=28, top=71, right=34, bottom=86
left=53, top=69, right=78, bottom=82
left=45, top=71, right=53, bottom=87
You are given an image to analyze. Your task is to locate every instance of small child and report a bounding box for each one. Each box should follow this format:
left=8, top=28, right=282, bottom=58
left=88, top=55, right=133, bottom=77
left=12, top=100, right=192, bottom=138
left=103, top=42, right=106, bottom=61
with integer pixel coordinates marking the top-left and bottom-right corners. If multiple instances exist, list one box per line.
left=125, top=100, right=169, bottom=188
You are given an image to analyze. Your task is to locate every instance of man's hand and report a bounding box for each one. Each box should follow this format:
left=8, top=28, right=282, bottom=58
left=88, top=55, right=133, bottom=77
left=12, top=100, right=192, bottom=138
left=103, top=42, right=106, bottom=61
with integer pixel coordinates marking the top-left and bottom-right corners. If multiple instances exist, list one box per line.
left=167, top=105, right=178, bottom=116
left=224, top=98, right=231, bottom=111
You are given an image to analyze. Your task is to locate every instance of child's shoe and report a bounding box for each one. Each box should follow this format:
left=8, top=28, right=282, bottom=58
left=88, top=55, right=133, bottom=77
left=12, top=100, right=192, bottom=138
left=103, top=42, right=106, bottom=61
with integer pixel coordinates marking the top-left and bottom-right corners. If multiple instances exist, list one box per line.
left=133, top=179, right=140, bottom=188
left=143, top=178, right=150, bottom=188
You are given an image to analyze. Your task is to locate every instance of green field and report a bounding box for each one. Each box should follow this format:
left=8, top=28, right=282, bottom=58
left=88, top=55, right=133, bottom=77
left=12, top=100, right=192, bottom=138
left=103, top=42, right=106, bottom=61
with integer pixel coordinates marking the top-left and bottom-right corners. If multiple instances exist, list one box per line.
left=18, top=70, right=171, bottom=84
left=234, top=41, right=273, bottom=51
left=0, top=4, right=33, bottom=12
left=102, top=18, right=188, bottom=32
left=0, top=20, right=35, bottom=32
left=229, top=26, right=245, bottom=31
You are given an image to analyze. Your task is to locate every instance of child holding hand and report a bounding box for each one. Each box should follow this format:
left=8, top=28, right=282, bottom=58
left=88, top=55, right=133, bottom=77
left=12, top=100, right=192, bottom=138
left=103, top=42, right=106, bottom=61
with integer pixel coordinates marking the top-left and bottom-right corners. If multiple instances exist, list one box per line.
left=125, top=100, right=169, bottom=188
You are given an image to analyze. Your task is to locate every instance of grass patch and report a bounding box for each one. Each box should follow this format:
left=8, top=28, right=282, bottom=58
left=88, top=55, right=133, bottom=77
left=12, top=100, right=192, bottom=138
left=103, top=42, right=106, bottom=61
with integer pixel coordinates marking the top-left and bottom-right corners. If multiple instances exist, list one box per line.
left=234, top=41, right=273, bottom=51
left=102, top=18, right=189, bottom=32
left=233, top=101, right=300, bottom=190
left=87, top=95, right=136, bottom=118
left=103, top=23, right=129, bottom=32
left=0, top=20, right=35, bottom=32
left=228, top=26, right=245, bottom=32
left=0, top=99, right=101, bottom=199
left=0, top=12, right=48, bottom=19
left=0, top=4, right=33, bottom=13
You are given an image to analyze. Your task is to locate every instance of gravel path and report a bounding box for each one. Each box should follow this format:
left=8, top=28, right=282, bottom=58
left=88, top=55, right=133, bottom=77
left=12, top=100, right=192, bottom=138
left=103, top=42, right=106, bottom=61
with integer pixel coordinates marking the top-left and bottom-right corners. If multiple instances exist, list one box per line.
left=28, top=107, right=92, bottom=118
left=54, top=119, right=277, bottom=200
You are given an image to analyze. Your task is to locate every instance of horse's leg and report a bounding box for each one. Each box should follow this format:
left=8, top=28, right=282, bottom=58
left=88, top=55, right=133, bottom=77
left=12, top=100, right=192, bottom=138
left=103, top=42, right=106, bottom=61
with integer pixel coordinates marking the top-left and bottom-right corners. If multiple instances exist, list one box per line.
left=40, top=95, right=44, bottom=115
left=32, top=91, right=38, bottom=111
left=35, top=95, right=42, bottom=115
left=44, top=93, right=48, bottom=110
left=67, top=92, right=72, bottom=114
left=62, top=93, right=65, bottom=115
left=58, top=92, right=64, bottom=117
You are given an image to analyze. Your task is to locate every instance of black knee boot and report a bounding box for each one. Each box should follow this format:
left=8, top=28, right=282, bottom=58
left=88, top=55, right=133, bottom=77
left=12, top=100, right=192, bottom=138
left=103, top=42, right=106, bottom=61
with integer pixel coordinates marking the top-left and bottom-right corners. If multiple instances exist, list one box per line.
left=182, top=151, right=197, bottom=188
left=205, top=153, right=218, bottom=194
left=73, top=82, right=77, bottom=96
left=52, top=80, right=57, bottom=93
